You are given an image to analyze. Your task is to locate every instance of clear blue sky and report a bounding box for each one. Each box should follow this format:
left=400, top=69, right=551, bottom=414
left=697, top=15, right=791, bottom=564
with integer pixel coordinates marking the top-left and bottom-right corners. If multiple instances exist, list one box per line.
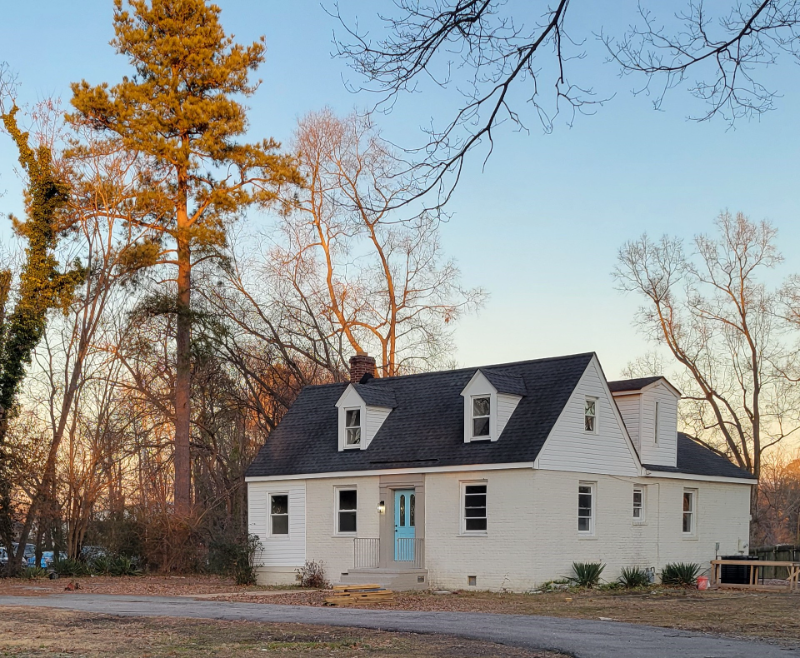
left=1, top=1, right=799, bottom=378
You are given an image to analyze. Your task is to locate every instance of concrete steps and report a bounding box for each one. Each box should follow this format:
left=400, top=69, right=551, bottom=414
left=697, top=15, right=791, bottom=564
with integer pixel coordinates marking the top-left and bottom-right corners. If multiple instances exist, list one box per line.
left=338, top=568, right=428, bottom=591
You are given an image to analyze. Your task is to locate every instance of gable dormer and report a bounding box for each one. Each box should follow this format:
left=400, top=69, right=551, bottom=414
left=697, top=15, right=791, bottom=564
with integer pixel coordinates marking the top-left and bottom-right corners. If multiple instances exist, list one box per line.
left=609, top=376, right=680, bottom=467
left=460, top=369, right=525, bottom=443
left=335, top=383, right=396, bottom=451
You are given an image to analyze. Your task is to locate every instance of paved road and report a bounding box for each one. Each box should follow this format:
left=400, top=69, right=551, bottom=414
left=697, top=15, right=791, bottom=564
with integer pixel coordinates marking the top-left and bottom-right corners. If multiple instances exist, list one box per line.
left=0, top=593, right=796, bottom=658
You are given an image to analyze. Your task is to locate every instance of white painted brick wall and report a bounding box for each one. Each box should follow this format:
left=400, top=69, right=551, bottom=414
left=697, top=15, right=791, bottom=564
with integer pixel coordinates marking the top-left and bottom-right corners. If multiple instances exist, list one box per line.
left=531, top=470, right=751, bottom=585
left=304, top=476, right=381, bottom=584
left=424, top=469, right=536, bottom=591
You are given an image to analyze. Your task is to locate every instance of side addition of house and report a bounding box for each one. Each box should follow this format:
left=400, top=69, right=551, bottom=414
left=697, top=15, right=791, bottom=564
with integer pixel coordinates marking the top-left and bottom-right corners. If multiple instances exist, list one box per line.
left=245, top=352, right=755, bottom=591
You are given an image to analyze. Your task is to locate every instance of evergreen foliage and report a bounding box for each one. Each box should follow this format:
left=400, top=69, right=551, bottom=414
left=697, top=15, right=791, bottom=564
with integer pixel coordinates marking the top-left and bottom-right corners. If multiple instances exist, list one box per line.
left=68, top=0, right=300, bottom=515
left=0, top=105, right=84, bottom=560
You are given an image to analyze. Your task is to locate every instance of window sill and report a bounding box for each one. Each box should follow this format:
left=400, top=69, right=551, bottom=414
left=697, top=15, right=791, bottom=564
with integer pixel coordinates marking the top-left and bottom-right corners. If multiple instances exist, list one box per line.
left=682, top=534, right=697, bottom=540
left=577, top=534, right=597, bottom=540
left=342, top=445, right=361, bottom=450
left=267, top=535, right=290, bottom=541
left=333, top=533, right=357, bottom=538
left=632, top=520, right=647, bottom=526
left=459, top=532, right=488, bottom=537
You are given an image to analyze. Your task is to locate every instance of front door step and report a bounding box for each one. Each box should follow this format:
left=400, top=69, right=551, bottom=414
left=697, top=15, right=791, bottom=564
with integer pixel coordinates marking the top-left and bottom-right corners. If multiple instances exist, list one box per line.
left=339, top=569, right=428, bottom=591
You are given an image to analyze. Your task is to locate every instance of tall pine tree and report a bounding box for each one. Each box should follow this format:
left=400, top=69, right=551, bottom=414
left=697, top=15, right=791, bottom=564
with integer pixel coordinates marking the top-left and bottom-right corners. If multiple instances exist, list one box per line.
left=69, top=0, right=298, bottom=515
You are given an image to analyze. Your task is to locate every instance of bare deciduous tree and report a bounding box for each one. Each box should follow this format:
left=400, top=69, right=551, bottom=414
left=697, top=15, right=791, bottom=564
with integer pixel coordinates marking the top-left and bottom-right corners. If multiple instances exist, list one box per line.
left=214, top=110, right=485, bottom=379
left=334, top=1, right=800, bottom=200
left=614, top=211, right=800, bottom=494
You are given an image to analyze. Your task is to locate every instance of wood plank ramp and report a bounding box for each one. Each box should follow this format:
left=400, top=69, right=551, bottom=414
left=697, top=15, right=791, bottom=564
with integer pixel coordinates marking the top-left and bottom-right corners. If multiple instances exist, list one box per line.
left=324, top=584, right=394, bottom=606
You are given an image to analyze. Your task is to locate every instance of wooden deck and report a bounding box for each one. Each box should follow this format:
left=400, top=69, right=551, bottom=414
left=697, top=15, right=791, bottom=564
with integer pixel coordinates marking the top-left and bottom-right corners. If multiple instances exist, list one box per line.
left=710, top=559, right=800, bottom=591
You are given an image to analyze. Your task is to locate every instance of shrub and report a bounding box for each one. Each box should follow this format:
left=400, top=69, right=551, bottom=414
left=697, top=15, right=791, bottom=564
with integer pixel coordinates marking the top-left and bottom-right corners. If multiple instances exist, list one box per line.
left=91, top=555, right=111, bottom=575
left=661, top=562, right=701, bottom=587
left=618, top=567, right=651, bottom=588
left=21, top=566, right=47, bottom=580
left=296, top=560, right=328, bottom=588
left=52, top=558, right=91, bottom=577
left=568, top=562, right=605, bottom=588
left=109, top=555, right=142, bottom=577
left=207, top=534, right=261, bottom=586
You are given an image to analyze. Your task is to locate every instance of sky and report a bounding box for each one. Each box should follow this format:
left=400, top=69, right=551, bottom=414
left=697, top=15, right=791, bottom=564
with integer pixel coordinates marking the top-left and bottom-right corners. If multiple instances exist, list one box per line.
left=1, top=1, right=799, bottom=378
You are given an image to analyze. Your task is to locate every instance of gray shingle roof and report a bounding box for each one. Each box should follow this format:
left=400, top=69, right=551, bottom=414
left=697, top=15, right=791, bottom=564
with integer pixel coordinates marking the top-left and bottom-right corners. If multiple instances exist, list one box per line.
left=481, top=370, right=527, bottom=396
left=351, top=383, right=397, bottom=408
left=246, top=354, right=754, bottom=482
left=607, top=376, right=663, bottom=392
left=246, top=353, right=594, bottom=477
left=644, top=433, right=756, bottom=480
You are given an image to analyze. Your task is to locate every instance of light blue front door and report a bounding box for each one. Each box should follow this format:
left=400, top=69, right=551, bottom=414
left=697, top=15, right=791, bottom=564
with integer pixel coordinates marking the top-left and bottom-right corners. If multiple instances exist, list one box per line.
left=394, top=489, right=416, bottom=561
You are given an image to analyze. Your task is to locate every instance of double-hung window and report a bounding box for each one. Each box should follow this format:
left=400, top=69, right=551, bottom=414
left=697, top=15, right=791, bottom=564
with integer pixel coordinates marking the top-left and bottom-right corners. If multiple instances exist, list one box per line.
left=584, top=398, right=597, bottom=433
left=633, top=486, right=645, bottom=523
left=336, top=489, right=357, bottom=534
left=270, top=493, right=289, bottom=536
left=462, top=482, right=487, bottom=533
left=682, top=489, right=696, bottom=535
left=345, top=408, right=361, bottom=447
left=471, top=396, right=491, bottom=439
left=578, top=483, right=595, bottom=534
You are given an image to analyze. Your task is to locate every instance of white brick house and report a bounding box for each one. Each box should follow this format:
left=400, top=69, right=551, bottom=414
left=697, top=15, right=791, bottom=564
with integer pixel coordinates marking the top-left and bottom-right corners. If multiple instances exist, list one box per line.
left=245, top=352, right=755, bottom=591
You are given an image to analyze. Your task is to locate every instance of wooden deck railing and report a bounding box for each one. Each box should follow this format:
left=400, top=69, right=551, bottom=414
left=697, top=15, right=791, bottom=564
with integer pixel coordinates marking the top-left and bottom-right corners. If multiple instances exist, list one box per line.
left=710, top=559, right=800, bottom=591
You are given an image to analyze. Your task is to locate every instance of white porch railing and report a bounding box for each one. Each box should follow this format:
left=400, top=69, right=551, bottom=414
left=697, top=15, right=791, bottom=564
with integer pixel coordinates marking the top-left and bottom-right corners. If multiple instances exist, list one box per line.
left=353, top=537, right=425, bottom=569
left=395, top=537, right=425, bottom=569
left=353, top=538, right=380, bottom=568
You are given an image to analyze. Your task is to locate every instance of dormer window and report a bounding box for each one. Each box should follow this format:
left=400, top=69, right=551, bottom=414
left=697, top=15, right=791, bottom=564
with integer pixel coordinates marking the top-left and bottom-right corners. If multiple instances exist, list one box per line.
left=345, top=409, right=361, bottom=447
left=472, top=396, right=491, bottom=439
left=461, top=369, right=524, bottom=443
left=584, top=397, right=597, bottom=433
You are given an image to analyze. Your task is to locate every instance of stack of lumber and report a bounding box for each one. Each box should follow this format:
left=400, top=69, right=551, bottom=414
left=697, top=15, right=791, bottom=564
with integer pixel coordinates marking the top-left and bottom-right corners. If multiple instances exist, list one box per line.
left=324, top=584, right=394, bottom=606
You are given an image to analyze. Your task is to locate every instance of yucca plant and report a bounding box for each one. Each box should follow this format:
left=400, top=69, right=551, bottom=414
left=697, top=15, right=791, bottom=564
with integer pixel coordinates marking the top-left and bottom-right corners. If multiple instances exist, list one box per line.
left=568, top=562, right=605, bottom=588
left=661, top=562, right=701, bottom=587
left=21, top=566, right=47, bottom=580
left=618, top=567, right=650, bottom=588
left=52, top=558, right=91, bottom=577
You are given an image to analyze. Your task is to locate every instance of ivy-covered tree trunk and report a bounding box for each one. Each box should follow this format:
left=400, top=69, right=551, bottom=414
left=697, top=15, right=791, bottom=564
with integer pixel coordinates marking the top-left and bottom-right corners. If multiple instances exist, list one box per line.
left=0, top=105, right=82, bottom=570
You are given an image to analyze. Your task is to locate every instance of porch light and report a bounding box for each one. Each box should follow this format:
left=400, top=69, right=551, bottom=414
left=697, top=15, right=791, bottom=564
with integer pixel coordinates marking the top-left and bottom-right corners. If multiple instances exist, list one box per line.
left=377, top=500, right=385, bottom=514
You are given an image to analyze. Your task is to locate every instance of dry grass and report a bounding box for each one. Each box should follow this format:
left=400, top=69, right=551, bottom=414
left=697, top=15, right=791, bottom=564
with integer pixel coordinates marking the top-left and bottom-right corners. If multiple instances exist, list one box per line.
left=0, top=607, right=563, bottom=658
left=0, top=573, right=264, bottom=597
left=224, top=587, right=800, bottom=645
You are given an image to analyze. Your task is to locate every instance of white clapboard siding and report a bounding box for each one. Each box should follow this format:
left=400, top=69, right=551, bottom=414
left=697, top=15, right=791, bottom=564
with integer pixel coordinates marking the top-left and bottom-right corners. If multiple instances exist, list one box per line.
left=638, top=381, right=678, bottom=466
left=497, top=393, right=522, bottom=436
left=248, top=481, right=306, bottom=567
left=366, top=406, right=392, bottom=447
left=614, top=395, right=640, bottom=447
left=535, top=357, right=640, bottom=476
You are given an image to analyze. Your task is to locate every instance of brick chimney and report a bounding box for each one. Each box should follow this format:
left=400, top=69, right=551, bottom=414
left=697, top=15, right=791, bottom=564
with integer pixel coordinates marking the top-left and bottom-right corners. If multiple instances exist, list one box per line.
left=349, top=352, right=376, bottom=383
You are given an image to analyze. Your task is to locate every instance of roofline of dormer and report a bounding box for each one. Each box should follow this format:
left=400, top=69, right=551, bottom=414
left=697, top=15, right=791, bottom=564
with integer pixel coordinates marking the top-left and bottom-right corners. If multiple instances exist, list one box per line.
left=610, top=377, right=682, bottom=398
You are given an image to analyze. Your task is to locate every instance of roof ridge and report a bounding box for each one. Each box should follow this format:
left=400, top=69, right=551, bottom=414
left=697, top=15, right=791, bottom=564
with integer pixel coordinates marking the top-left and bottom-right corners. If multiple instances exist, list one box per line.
left=364, top=351, right=596, bottom=384
left=293, top=352, right=595, bottom=392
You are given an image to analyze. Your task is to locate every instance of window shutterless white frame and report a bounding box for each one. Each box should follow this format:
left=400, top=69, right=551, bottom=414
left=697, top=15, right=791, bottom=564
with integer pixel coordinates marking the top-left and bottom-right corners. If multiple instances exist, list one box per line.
left=344, top=408, right=361, bottom=448
left=471, top=396, right=491, bottom=439
left=682, top=488, right=697, bottom=535
left=335, top=487, right=357, bottom=535
left=632, top=486, right=645, bottom=524
left=269, top=492, right=289, bottom=538
left=578, top=482, right=595, bottom=535
left=584, top=398, right=597, bottom=433
left=461, top=481, right=488, bottom=535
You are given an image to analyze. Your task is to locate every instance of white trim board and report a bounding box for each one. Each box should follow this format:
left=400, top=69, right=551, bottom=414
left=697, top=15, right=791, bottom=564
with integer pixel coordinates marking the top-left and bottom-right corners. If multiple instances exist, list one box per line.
left=643, top=470, right=756, bottom=485
left=246, top=462, right=535, bottom=483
